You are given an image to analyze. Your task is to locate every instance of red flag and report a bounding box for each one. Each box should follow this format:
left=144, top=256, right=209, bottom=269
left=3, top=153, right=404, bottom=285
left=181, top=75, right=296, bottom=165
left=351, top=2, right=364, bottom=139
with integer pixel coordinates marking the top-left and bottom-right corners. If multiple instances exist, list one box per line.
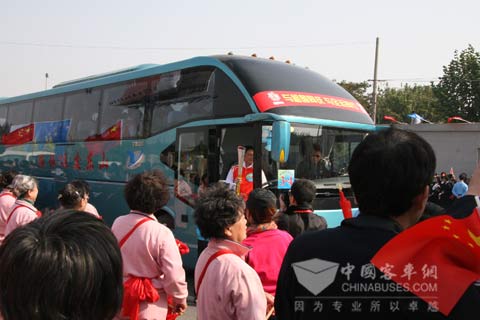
left=85, top=121, right=122, bottom=142
left=338, top=188, right=352, bottom=219
left=176, top=239, right=190, bottom=255
left=1, top=124, right=34, bottom=145
left=383, top=115, right=406, bottom=124
left=383, top=115, right=398, bottom=123
left=85, top=121, right=122, bottom=156
left=448, top=116, right=471, bottom=123
left=371, top=210, right=480, bottom=316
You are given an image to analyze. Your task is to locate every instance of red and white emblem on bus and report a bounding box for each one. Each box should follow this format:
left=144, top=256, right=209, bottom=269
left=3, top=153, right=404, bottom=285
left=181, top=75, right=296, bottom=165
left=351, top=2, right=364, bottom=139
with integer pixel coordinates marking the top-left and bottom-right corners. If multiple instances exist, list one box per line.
left=253, top=90, right=369, bottom=115
left=267, top=91, right=284, bottom=105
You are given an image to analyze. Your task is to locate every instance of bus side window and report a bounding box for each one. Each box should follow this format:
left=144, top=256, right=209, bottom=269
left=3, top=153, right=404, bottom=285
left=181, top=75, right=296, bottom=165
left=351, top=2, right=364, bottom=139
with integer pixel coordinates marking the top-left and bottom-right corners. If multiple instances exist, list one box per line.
left=100, top=81, right=147, bottom=139
left=0, top=105, right=9, bottom=137
left=33, top=96, right=65, bottom=143
left=77, top=120, right=97, bottom=138
left=64, top=89, right=101, bottom=141
left=150, top=67, right=215, bottom=136
left=7, top=101, right=33, bottom=132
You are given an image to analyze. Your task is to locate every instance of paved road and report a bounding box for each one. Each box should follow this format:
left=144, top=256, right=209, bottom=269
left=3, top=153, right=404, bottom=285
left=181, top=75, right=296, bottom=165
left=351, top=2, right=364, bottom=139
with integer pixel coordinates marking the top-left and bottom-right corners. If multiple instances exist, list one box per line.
left=178, top=302, right=197, bottom=320
left=178, top=269, right=197, bottom=320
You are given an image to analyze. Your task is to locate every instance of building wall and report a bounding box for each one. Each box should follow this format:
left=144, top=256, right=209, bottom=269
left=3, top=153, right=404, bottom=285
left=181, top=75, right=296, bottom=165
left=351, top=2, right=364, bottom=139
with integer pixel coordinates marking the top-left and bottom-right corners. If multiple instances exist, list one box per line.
left=394, top=123, right=480, bottom=177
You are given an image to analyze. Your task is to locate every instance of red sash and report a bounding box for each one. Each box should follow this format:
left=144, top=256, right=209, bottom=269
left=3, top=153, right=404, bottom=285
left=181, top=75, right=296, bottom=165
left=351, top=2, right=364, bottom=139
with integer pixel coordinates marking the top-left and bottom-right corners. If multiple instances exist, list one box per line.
left=118, top=217, right=152, bottom=248
left=294, top=209, right=314, bottom=214
left=0, top=192, right=15, bottom=199
left=122, top=277, right=160, bottom=320
left=195, top=249, right=234, bottom=296
left=6, top=204, right=40, bottom=224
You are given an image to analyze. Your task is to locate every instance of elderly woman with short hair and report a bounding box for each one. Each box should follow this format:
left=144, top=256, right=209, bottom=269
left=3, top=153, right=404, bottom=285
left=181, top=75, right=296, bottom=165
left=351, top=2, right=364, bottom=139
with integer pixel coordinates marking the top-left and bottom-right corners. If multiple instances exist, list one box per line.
left=5, top=174, right=41, bottom=236
left=194, top=183, right=267, bottom=320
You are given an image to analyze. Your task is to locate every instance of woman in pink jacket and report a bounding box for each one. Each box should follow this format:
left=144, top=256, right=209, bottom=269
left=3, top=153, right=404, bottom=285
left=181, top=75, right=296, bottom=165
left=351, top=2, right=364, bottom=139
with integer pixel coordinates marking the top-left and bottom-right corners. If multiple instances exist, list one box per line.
left=0, top=170, right=18, bottom=244
left=5, top=174, right=40, bottom=237
left=111, top=170, right=188, bottom=320
left=194, top=184, right=268, bottom=320
left=242, top=188, right=293, bottom=297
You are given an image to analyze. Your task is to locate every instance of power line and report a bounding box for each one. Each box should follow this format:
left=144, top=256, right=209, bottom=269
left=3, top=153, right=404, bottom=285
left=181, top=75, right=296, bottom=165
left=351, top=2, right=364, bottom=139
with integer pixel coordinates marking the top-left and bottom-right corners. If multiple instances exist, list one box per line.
left=368, top=78, right=439, bottom=82
left=369, top=78, right=480, bottom=84
left=0, top=40, right=371, bottom=51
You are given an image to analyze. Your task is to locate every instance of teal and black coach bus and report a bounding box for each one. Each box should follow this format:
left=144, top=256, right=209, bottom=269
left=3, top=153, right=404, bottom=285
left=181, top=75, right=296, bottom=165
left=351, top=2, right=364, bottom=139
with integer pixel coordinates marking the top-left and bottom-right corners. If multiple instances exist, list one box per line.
left=0, top=54, right=375, bottom=269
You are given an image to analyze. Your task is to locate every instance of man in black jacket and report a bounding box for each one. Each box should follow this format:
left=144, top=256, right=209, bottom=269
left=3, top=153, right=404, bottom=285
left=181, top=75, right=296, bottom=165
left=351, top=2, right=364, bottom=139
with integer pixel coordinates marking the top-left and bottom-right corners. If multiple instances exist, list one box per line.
left=276, top=178, right=327, bottom=238
left=275, top=127, right=480, bottom=319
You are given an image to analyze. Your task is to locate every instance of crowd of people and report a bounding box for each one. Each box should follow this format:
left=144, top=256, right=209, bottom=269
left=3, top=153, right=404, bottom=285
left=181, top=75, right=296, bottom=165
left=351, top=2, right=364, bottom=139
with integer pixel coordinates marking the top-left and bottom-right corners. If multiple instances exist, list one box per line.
left=0, top=127, right=479, bottom=319
left=430, top=170, right=471, bottom=209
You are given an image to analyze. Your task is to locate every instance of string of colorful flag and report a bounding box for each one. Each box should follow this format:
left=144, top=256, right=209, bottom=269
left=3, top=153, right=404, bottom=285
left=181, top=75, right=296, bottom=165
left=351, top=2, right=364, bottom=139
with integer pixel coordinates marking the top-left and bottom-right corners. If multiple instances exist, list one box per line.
left=383, top=113, right=472, bottom=124
left=0, top=120, right=122, bottom=170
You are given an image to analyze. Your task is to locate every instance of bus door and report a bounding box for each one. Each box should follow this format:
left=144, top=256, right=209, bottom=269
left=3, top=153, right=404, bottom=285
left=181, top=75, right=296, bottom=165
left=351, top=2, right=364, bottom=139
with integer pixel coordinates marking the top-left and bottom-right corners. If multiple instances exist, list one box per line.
left=175, top=123, right=265, bottom=208
left=216, top=124, right=265, bottom=190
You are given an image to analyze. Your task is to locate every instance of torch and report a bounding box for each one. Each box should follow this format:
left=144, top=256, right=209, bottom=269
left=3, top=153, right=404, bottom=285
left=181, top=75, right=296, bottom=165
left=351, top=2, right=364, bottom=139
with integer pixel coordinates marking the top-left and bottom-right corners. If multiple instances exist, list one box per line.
left=235, top=146, right=246, bottom=196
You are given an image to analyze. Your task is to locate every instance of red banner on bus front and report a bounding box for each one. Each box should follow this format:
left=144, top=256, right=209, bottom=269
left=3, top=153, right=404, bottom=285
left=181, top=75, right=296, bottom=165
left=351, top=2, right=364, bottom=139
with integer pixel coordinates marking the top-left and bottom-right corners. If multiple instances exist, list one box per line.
left=253, top=90, right=368, bottom=114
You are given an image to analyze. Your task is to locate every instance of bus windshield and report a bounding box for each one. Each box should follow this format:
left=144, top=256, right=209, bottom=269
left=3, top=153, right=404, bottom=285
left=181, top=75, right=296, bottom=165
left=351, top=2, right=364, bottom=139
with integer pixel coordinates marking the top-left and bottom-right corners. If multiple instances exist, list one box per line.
left=262, top=123, right=366, bottom=196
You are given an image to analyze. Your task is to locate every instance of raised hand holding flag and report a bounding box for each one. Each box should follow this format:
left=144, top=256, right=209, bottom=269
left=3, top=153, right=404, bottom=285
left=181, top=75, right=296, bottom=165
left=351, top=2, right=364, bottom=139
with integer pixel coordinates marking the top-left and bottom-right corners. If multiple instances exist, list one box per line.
left=338, top=184, right=352, bottom=219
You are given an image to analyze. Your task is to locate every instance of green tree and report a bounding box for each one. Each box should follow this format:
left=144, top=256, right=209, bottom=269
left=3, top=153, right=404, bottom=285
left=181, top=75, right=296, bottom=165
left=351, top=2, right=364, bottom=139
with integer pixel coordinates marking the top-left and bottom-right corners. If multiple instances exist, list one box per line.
left=433, top=44, right=480, bottom=122
left=376, top=84, right=440, bottom=124
left=336, top=81, right=372, bottom=114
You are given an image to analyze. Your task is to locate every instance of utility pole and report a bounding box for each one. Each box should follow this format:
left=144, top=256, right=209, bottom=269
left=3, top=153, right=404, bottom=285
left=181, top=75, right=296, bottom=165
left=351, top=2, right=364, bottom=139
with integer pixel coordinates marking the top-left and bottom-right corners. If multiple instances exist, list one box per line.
left=372, top=37, right=379, bottom=124
left=45, top=73, right=49, bottom=90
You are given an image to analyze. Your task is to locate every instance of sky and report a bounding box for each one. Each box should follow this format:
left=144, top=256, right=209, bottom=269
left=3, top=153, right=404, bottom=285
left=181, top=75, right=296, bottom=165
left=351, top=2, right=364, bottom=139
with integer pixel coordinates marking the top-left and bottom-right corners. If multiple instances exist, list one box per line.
left=1, top=0, right=479, bottom=98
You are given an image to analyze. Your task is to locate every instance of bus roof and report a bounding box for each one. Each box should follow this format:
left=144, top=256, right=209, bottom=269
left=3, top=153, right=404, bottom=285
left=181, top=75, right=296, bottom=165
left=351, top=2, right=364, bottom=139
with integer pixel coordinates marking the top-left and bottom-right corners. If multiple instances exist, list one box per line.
left=0, top=56, right=229, bottom=104
left=1, top=54, right=373, bottom=125
left=53, top=64, right=159, bottom=88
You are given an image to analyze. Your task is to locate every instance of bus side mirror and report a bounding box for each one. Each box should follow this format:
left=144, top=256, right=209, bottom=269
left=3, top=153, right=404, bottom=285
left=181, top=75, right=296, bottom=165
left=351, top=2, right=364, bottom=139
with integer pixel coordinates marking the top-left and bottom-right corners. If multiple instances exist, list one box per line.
left=271, top=121, right=290, bottom=163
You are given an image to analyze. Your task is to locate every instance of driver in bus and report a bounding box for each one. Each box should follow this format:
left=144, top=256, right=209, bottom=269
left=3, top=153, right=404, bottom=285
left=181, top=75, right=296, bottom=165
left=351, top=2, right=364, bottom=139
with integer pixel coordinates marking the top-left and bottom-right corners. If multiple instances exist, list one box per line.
left=295, top=143, right=332, bottom=180
left=225, top=145, right=267, bottom=201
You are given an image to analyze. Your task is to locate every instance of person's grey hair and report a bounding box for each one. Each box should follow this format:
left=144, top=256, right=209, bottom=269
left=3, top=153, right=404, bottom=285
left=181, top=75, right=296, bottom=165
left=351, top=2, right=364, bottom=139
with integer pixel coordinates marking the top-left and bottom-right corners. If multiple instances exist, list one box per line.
left=11, top=175, right=38, bottom=198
